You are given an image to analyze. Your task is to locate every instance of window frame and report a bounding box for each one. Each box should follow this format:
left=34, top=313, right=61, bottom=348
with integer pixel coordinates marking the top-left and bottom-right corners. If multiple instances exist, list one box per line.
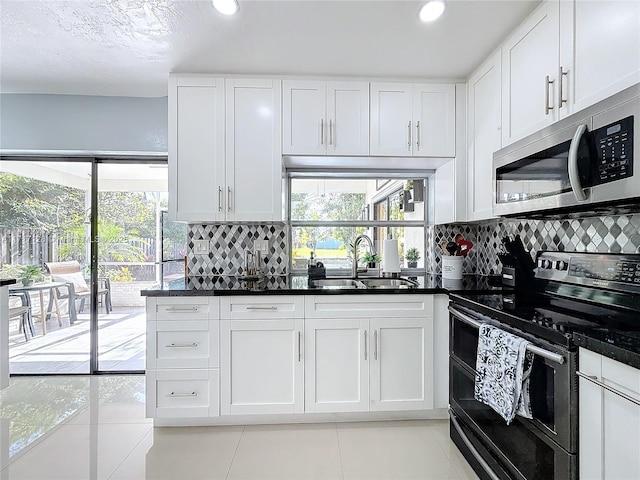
left=287, top=173, right=428, bottom=276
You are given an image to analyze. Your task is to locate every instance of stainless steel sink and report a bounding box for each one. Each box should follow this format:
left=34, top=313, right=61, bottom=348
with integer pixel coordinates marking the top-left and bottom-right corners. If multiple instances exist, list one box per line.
left=357, top=277, right=419, bottom=289
left=309, top=278, right=366, bottom=289
left=309, top=277, right=418, bottom=289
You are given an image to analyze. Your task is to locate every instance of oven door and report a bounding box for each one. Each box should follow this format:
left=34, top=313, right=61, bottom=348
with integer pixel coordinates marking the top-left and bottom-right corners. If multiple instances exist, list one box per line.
left=449, top=304, right=577, bottom=452
left=449, top=304, right=577, bottom=480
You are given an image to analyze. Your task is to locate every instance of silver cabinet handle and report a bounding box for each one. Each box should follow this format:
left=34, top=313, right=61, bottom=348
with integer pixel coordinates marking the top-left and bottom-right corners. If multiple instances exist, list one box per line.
left=374, top=330, right=378, bottom=360
left=165, top=306, right=199, bottom=312
left=298, top=331, right=302, bottom=362
left=246, top=306, right=277, bottom=311
left=218, top=186, right=223, bottom=212
left=330, top=119, right=334, bottom=146
left=165, top=391, right=198, bottom=398
left=165, top=342, right=199, bottom=348
left=545, top=75, right=554, bottom=115
left=227, top=186, right=232, bottom=212
left=577, top=371, right=640, bottom=407
left=320, top=118, right=324, bottom=145
left=568, top=124, right=589, bottom=201
left=558, top=66, right=568, bottom=109
left=416, top=121, right=421, bottom=149
left=364, top=330, right=367, bottom=360
left=407, top=121, right=412, bottom=149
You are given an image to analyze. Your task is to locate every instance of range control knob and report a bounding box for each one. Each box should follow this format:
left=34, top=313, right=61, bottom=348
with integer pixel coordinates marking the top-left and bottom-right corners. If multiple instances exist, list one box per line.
left=542, top=259, right=553, bottom=269
left=555, top=260, right=568, bottom=271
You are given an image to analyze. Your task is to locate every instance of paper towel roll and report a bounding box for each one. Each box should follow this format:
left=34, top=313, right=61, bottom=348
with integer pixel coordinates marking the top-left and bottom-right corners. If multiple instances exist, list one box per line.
left=382, top=239, right=400, bottom=273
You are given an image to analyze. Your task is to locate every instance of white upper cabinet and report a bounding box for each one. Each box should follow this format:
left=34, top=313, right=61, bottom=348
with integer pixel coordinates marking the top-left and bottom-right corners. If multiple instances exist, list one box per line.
left=370, top=83, right=455, bottom=157
left=467, top=51, right=502, bottom=221
left=501, top=0, right=561, bottom=145
left=559, top=0, right=640, bottom=117
left=282, top=80, right=369, bottom=156
left=168, top=75, right=282, bottom=223
left=169, top=75, right=225, bottom=223
left=225, top=78, right=282, bottom=222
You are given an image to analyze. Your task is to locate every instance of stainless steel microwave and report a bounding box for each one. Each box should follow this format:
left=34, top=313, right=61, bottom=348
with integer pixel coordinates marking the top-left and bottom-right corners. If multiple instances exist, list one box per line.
left=493, top=84, right=639, bottom=216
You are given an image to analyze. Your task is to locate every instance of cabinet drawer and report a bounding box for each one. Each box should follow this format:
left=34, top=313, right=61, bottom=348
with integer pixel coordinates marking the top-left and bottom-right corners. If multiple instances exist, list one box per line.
left=150, top=320, right=219, bottom=369
left=155, top=297, right=212, bottom=320
left=147, top=369, right=219, bottom=418
left=306, top=294, right=433, bottom=318
left=221, top=296, right=304, bottom=319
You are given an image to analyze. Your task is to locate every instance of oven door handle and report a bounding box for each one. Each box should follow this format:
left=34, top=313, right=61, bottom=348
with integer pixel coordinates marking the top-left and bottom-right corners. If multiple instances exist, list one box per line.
left=450, top=411, right=502, bottom=480
left=568, top=123, right=590, bottom=202
left=448, top=305, right=565, bottom=365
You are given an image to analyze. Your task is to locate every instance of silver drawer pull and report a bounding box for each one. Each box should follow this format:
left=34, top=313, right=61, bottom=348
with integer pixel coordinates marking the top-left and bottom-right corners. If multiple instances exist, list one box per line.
left=246, top=306, right=277, bottom=311
left=577, top=371, right=640, bottom=407
left=166, top=342, right=199, bottom=348
left=165, top=391, right=198, bottom=398
left=165, top=306, right=199, bottom=312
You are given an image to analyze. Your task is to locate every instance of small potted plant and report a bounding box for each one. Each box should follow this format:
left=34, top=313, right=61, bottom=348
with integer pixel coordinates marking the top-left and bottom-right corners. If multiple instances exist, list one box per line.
left=405, top=248, right=421, bottom=268
left=20, top=265, right=42, bottom=286
left=362, top=252, right=382, bottom=269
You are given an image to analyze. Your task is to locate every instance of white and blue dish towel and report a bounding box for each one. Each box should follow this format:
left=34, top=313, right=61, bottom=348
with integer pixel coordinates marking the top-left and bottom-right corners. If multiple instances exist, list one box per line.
left=474, top=324, right=534, bottom=424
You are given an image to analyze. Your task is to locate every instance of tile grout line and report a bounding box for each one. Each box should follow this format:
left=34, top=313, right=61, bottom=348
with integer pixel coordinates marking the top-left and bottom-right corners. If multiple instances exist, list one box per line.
left=105, top=425, right=154, bottom=480
left=224, top=424, right=245, bottom=480
left=334, top=422, right=345, bottom=480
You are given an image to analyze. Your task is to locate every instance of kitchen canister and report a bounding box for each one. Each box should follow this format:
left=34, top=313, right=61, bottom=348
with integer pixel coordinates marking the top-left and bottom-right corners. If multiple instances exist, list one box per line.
left=442, top=256, right=463, bottom=280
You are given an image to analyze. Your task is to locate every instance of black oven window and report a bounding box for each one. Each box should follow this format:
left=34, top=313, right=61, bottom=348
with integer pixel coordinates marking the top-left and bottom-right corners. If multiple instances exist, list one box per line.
left=530, top=358, right=555, bottom=431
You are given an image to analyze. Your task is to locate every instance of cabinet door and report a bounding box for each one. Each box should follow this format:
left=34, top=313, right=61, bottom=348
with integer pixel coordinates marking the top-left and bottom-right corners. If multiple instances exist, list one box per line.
left=168, top=75, right=225, bottom=222
left=225, top=79, right=282, bottom=222
left=467, top=51, right=501, bottom=221
left=369, top=317, right=433, bottom=411
left=326, top=82, right=369, bottom=156
left=560, top=0, right=640, bottom=117
left=220, top=318, right=304, bottom=415
left=305, top=318, right=369, bottom=413
left=370, top=83, right=413, bottom=156
left=413, top=84, right=455, bottom=157
left=282, top=80, right=327, bottom=155
left=501, top=1, right=560, bottom=146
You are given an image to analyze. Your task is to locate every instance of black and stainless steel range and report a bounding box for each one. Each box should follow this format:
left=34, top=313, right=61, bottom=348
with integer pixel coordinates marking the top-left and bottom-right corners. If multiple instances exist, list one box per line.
left=448, top=251, right=640, bottom=480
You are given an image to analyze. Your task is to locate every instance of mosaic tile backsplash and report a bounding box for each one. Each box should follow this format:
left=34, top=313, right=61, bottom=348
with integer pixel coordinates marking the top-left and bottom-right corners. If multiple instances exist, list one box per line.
left=187, top=224, right=288, bottom=277
left=428, top=214, right=640, bottom=276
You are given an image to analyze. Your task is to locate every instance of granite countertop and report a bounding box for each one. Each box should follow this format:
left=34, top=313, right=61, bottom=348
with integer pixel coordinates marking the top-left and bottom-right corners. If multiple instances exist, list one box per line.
left=0, top=279, right=17, bottom=287
left=141, top=274, right=505, bottom=297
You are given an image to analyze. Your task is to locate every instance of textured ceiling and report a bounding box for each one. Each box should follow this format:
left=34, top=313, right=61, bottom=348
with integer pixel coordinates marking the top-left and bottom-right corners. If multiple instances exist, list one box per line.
left=0, top=0, right=539, bottom=97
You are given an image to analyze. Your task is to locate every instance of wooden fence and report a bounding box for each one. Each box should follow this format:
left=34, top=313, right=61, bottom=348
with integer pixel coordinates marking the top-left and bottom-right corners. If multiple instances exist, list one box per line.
left=0, top=227, right=156, bottom=267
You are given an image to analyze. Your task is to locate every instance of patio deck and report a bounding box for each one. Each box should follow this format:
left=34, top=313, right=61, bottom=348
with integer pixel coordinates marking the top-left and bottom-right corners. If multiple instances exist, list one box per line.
left=8, top=306, right=146, bottom=374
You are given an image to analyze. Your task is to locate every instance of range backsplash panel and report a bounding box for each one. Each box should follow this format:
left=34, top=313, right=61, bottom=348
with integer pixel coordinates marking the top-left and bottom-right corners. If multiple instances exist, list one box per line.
left=428, top=214, right=640, bottom=276
left=187, top=224, right=288, bottom=277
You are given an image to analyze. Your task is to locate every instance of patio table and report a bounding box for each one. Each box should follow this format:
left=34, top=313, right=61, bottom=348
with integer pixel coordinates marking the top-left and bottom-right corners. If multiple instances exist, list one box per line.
left=8, top=282, right=66, bottom=335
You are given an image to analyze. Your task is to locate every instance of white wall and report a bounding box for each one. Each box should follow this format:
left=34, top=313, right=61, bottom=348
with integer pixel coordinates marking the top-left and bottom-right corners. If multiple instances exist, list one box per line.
left=0, top=94, right=168, bottom=153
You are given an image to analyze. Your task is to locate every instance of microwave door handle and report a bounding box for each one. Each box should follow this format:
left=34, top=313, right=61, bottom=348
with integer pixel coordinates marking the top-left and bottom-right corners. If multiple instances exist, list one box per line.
left=568, top=124, right=590, bottom=201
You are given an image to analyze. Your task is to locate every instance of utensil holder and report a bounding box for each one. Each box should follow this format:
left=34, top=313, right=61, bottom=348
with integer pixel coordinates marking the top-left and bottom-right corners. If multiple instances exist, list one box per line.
left=442, top=256, right=463, bottom=280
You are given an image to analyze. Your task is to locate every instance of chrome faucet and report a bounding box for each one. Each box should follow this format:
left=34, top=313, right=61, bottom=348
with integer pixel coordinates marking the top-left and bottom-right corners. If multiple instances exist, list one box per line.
left=352, top=234, right=375, bottom=278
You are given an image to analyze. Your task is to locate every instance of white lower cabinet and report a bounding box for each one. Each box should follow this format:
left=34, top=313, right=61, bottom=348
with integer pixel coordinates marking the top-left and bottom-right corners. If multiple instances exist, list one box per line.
left=146, top=297, right=220, bottom=419
left=578, top=348, right=640, bottom=480
left=220, top=296, right=304, bottom=415
left=304, top=295, right=434, bottom=414
left=304, top=318, right=369, bottom=413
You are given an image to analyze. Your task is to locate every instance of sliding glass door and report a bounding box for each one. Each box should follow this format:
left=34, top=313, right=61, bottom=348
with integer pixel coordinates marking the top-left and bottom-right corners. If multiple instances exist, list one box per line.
left=0, top=157, right=168, bottom=375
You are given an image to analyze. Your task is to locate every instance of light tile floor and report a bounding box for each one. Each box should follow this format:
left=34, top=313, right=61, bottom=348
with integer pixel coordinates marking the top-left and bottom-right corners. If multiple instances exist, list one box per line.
left=0, top=375, right=479, bottom=480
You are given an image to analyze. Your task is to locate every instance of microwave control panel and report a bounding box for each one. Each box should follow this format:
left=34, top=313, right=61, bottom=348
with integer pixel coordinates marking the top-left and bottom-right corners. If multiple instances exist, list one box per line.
left=591, top=115, right=634, bottom=185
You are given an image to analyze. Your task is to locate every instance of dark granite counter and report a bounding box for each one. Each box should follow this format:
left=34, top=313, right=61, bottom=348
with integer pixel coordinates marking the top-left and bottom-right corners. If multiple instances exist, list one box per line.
left=141, top=274, right=505, bottom=297
left=574, top=331, right=640, bottom=370
left=0, top=279, right=17, bottom=287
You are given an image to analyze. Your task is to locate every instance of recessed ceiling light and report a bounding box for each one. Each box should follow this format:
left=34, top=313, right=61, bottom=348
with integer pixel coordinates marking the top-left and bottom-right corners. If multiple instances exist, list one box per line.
left=419, top=0, right=445, bottom=22
left=212, top=0, right=239, bottom=16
